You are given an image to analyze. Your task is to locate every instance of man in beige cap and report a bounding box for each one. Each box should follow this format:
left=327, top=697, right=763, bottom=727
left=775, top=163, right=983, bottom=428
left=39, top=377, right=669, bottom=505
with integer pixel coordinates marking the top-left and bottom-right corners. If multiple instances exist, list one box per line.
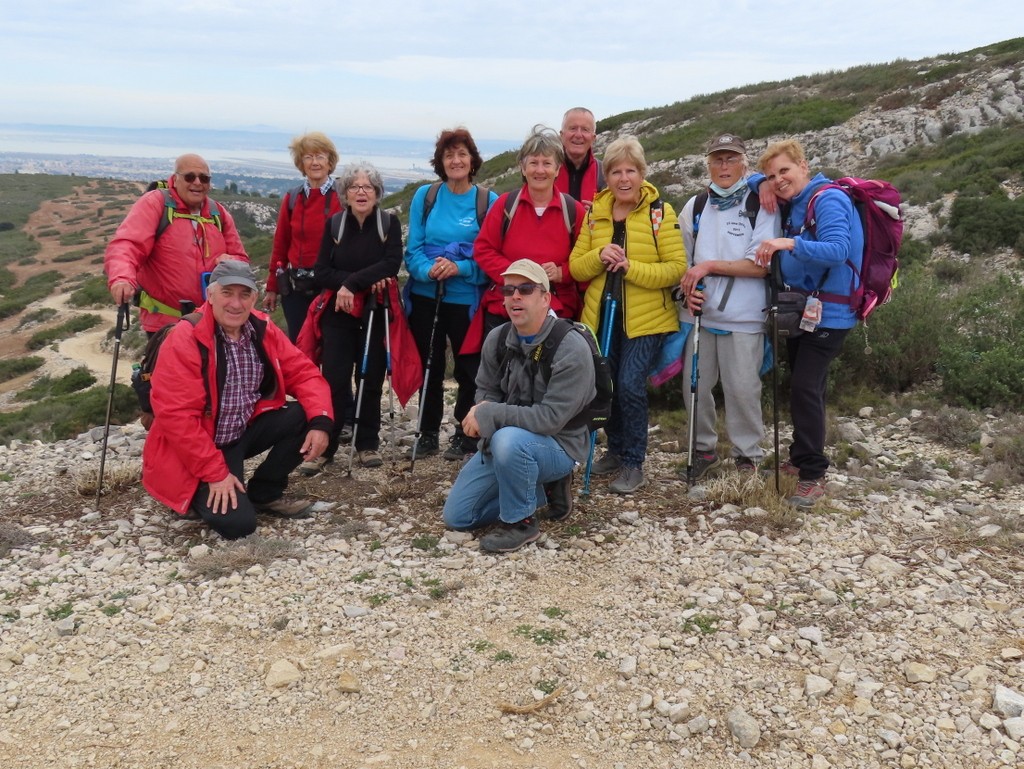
left=442, top=259, right=596, bottom=553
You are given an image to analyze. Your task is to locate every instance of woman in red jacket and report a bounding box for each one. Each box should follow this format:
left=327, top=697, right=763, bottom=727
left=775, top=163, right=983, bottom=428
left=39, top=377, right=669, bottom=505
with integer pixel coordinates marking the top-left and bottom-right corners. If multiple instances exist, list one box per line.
left=472, top=124, right=585, bottom=340
left=264, top=132, right=343, bottom=341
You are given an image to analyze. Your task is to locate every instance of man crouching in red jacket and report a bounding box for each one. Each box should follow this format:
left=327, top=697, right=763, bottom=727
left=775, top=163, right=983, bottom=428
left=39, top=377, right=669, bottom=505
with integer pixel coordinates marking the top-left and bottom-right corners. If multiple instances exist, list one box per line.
left=142, top=260, right=333, bottom=539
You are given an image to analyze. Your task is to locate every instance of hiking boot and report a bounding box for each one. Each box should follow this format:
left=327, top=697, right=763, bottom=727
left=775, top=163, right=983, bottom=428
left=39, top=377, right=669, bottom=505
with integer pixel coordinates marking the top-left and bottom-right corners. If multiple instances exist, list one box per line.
left=734, top=456, right=758, bottom=473
left=590, top=452, right=622, bottom=476
left=297, top=455, right=330, bottom=477
left=339, top=423, right=354, bottom=445
left=479, top=516, right=541, bottom=553
left=542, top=474, right=573, bottom=522
left=443, top=431, right=475, bottom=461
left=255, top=497, right=314, bottom=519
left=762, top=459, right=800, bottom=477
left=787, top=478, right=826, bottom=508
left=609, top=465, right=646, bottom=495
left=685, top=451, right=721, bottom=482
left=358, top=449, right=383, bottom=468
left=406, top=432, right=440, bottom=459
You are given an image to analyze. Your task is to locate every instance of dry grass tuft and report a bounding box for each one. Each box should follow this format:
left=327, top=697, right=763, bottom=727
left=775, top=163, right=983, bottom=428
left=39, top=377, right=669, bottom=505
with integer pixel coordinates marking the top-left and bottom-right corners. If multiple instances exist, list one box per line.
left=189, top=535, right=304, bottom=579
left=702, top=470, right=805, bottom=533
left=76, top=462, right=141, bottom=497
left=0, top=520, right=36, bottom=556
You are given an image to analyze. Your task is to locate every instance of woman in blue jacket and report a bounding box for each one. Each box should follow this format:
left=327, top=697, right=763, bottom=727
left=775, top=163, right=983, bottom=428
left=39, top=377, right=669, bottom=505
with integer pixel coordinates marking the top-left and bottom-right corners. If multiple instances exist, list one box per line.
left=753, top=139, right=863, bottom=508
left=404, top=127, right=497, bottom=460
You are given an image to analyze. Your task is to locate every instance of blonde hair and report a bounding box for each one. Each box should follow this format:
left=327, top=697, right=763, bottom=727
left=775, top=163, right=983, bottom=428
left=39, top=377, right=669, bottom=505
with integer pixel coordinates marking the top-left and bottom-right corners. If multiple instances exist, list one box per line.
left=757, top=139, right=806, bottom=172
left=288, top=131, right=340, bottom=175
left=602, top=136, right=647, bottom=179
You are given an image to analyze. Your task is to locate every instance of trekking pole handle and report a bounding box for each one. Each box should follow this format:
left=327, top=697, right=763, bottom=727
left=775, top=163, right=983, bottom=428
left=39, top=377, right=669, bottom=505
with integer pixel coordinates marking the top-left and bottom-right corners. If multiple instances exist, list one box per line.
left=692, top=280, right=705, bottom=317
left=116, top=302, right=130, bottom=336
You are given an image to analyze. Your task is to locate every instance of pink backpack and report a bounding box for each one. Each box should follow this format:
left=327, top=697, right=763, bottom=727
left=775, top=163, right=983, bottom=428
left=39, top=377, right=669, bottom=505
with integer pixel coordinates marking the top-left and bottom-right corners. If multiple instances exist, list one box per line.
left=806, top=177, right=904, bottom=323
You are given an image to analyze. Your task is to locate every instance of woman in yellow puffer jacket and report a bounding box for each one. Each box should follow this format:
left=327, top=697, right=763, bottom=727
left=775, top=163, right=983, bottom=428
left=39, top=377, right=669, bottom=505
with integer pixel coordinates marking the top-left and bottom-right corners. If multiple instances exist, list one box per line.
left=570, top=136, right=686, bottom=494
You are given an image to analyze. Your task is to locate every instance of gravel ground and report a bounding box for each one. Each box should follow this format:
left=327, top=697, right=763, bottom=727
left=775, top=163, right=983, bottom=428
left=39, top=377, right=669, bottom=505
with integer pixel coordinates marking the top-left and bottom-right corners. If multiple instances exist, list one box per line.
left=0, top=409, right=1022, bottom=769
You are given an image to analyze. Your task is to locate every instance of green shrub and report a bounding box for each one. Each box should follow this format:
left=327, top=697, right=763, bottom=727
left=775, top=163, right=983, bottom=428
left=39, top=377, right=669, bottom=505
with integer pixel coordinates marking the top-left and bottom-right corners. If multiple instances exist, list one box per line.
left=15, top=368, right=96, bottom=401
left=937, top=274, right=1024, bottom=410
left=15, top=307, right=58, bottom=328
left=948, top=193, right=1024, bottom=254
left=68, top=275, right=111, bottom=307
left=0, top=356, right=44, bottom=383
left=26, top=314, right=101, bottom=350
left=0, top=384, right=137, bottom=443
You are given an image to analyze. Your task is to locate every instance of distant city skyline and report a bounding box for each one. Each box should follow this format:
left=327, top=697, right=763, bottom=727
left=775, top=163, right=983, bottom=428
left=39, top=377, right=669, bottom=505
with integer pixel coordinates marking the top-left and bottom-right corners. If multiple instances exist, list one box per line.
left=2, top=2, right=1021, bottom=144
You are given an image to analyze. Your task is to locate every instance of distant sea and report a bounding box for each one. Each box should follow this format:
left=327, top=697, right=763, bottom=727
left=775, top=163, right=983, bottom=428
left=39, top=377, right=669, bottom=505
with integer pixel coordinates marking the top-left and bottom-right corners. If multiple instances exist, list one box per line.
left=0, top=124, right=515, bottom=196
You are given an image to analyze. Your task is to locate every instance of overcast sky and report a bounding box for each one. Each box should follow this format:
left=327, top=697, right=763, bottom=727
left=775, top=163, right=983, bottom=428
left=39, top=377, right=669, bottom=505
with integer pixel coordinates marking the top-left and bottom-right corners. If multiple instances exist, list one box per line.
left=2, top=1, right=1021, bottom=146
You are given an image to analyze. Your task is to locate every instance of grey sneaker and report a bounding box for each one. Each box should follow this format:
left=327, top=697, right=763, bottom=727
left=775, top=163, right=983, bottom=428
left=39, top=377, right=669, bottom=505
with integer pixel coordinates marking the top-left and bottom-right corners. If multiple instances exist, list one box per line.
left=358, top=449, right=383, bottom=468
left=609, top=465, right=646, bottom=495
left=297, top=455, right=329, bottom=477
left=254, top=498, right=314, bottom=519
left=479, top=516, right=540, bottom=553
left=591, top=452, right=622, bottom=476
left=541, top=474, right=573, bottom=522
left=685, top=451, right=722, bottom=482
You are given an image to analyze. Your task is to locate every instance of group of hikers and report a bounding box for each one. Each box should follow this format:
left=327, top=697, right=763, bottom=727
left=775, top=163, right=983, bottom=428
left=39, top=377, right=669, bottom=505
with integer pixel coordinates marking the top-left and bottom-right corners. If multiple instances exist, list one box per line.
left=103, top=107, right=865, bottom=553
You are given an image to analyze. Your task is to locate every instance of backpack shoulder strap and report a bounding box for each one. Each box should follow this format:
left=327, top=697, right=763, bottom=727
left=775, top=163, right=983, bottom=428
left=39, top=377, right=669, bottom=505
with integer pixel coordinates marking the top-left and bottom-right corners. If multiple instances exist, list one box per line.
left=474, top=184, right=490, bottom=227
left=594, top=159, right=606, bottom=192
left=743, top=191, right=760, bottom=227
left=422, top=181, right=444, bottom=225
left=182, top=313, right=212, bottom=417
left=376, top=209, right=391, bottom=243
left=286, top=184, right=306, bottom=215
left=692, top=191, right=709, bottom=237
left=535, top=317, right=574, bottom=380
left=649, top=197, right=665, bottom=248
left=500, top=190, right=523, bottom=241
left=206, top=198, right=223, bottom=231
left=155, top=188, right=177, bottom=241
left=331, top=210, right=348, bottom=244
left=559, top=192, right=579, bottom=249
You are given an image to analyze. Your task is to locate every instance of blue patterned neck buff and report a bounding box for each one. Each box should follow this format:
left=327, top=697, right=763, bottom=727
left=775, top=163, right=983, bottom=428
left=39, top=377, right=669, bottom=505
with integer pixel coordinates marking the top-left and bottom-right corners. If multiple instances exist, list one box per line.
left=708, top=178, right=748, bottom=210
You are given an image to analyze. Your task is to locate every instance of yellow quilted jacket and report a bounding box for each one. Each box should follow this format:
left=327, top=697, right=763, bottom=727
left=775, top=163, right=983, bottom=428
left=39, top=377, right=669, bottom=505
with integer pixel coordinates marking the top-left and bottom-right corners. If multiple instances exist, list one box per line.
left=569, top=181, right=686, bottom=338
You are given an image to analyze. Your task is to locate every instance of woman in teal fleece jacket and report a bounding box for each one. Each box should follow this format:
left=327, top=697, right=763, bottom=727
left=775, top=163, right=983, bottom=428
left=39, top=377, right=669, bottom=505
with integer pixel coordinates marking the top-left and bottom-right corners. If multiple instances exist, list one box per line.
left=753, top=139, right=864, bottom=508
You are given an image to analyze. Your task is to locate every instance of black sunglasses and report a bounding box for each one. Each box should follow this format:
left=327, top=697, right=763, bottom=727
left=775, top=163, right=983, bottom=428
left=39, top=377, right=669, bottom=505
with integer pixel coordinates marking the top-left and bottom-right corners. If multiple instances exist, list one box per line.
left=181, top=172, right=212, bottom=184
left=500, top=283, right=545, bottom=297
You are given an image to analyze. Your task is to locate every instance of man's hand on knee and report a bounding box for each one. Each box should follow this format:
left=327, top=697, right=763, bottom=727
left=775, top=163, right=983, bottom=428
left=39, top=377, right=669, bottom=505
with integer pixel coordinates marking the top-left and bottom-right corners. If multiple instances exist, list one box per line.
left=301, top=429, right=330, bottom=461
left=207, top=473, right=245, bottom=515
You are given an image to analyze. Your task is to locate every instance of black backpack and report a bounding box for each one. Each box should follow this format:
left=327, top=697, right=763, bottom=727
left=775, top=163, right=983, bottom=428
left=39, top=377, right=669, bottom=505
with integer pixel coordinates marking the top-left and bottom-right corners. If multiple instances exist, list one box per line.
left=131, top=313, right=210, bottom=429
left=422, top=181, right=490, bottom=227
left=494, top=318, right=612, bottom=431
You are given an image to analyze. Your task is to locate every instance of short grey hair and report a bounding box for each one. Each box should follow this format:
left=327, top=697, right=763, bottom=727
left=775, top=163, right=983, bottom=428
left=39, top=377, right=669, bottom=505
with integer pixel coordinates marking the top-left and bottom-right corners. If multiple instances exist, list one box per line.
left=517, top=124, right=564, bottom=167
left=336, top=162, right=385, bottom=199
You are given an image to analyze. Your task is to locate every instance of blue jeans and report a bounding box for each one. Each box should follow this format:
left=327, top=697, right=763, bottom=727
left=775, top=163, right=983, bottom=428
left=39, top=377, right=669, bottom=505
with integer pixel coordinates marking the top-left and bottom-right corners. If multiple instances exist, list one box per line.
left=606, top=332, right=664, bottom=468
left=442, top=426, right=575, bottom=530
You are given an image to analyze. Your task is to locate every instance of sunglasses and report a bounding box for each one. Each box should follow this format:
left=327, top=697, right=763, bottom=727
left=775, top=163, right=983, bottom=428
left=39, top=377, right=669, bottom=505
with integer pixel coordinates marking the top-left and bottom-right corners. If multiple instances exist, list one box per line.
left=500, top=283, right=545, bottom=297
left=180, top=172, right=212, bottom=184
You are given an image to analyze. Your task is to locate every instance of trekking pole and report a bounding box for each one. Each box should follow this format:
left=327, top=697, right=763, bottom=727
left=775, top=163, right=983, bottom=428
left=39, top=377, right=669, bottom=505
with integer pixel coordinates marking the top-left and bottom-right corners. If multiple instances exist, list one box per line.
left=582, top=271, right=619, bottom=496
left=685, top=281, right=705, bottom=486
left=409, top=280, right=445, bottom=473
left=97, top=303, right=130, bottom=506
left=381, top=285, right=397, bottom=467
left=770, top=254, right=782, bottom=493
left=347, top=292, right=378, bottom=477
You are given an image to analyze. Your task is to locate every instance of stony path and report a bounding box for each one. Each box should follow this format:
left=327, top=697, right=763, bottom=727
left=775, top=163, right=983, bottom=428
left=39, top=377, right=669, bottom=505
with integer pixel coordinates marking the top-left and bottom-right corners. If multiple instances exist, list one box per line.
left=0, top=410, right=1022, bottom=769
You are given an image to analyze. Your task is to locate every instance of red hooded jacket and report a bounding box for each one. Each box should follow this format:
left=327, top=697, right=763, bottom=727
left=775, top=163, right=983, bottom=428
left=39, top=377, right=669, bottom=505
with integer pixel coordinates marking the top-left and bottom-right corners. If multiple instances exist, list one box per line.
left=142, top=308, right=333, bottom=513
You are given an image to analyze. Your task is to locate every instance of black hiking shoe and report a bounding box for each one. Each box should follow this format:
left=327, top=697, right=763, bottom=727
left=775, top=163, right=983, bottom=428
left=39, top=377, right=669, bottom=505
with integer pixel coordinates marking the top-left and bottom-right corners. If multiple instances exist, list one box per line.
left=684, top=451, right=721, bottom=482
left=443, top=430, right=476, bottom=461
left=542, top=474, right=573, bottom=522
left=479, top=516, right=541, bottom=553
left=406, top=432, right=440, bottom=459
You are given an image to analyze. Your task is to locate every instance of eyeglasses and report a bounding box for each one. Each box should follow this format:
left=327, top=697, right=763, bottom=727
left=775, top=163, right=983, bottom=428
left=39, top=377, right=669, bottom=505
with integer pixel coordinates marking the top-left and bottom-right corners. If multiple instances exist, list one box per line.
left=303, top=153, right=328, bottom=163
left=347, top=184, right=376, bottom=194
left=500, top=283, right=545, bottom=297
left=180, top=172, right=212, bottom=184
left=709, top=156, right=742, bottom=167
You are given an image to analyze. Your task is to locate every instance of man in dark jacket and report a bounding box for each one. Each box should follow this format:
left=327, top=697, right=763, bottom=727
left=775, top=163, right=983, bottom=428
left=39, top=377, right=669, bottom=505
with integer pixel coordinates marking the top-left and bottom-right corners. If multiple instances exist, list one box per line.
left=442, top=259, right=596, bottom=553
left=142, top=260, right=333, bottom=539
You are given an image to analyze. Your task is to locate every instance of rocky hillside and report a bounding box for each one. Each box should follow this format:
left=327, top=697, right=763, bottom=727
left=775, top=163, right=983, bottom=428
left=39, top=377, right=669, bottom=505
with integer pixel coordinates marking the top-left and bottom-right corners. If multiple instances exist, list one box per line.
left=0, top=400, right=1022, bottom=768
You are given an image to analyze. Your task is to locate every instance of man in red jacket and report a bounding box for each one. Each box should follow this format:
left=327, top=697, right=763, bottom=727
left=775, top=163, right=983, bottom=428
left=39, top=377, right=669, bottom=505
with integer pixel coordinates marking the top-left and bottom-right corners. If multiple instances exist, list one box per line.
left=105, top=154, right=248, bottom=335
left=142, top=260, right=333, bottom=539
left=555, top=107, right=605, bottom=209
